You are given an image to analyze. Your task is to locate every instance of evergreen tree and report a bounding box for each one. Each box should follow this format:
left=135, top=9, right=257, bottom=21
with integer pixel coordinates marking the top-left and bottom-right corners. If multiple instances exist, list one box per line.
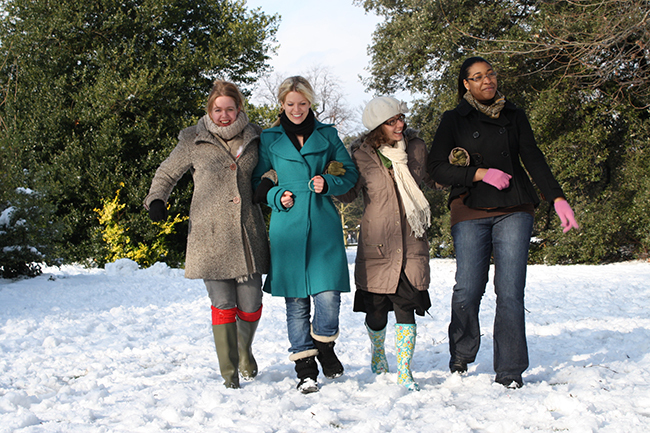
left=357, top=0, right=650, bottom=263
left=0, top=0, right=278, bottom=268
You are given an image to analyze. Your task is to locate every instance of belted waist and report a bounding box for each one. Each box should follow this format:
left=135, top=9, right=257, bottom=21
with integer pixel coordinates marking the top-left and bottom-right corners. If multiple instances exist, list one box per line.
left=278, top=180, right=315, bottom=193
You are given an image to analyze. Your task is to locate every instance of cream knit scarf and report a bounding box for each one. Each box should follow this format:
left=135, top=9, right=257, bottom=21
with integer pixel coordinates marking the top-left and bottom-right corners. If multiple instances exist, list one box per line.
left=377, top=139, right=431, bottom=238
left=203, top=111, right=249, bottom=157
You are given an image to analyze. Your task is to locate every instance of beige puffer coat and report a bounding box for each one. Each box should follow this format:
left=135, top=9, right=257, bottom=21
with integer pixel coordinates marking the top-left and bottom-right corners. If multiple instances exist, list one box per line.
left=337, top=129, right=430, bottom=294
left=144, top=117, right=270, bottom=280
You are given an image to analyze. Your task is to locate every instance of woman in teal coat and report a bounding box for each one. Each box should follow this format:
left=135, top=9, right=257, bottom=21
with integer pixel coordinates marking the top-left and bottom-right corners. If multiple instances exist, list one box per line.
left=252, top=76, right=358, bottom=394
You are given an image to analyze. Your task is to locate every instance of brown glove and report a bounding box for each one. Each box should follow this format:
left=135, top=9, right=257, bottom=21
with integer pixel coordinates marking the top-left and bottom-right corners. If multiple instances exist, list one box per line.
left=449, top=147, right=470, bottom=167
left=324, top=161, right=346, bottom=176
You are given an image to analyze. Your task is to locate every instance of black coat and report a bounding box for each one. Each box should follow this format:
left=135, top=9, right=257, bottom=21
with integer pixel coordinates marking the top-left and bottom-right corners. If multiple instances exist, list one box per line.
left=427, top=99, right=564, bottom=209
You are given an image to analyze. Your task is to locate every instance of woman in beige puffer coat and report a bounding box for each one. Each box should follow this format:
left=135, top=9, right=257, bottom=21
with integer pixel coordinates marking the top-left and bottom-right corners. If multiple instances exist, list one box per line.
left=337, top=96, right=431, bottom=391
left=144, top=80, right=270, bottom=389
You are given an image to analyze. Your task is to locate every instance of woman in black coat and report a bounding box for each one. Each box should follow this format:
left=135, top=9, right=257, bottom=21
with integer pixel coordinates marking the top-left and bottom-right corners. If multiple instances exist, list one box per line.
left=427, top=57, right=579, bottom=388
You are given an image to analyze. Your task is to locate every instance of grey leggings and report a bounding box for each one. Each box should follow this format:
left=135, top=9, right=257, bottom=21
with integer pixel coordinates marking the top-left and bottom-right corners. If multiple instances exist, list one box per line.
left=204, top=273, right=263, bottom=313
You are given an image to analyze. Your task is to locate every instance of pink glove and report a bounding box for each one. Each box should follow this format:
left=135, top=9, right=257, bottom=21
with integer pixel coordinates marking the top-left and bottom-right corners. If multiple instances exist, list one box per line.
left=554, top=200, right=579, bottom=233
left=482, top=168, right=512, bottom=190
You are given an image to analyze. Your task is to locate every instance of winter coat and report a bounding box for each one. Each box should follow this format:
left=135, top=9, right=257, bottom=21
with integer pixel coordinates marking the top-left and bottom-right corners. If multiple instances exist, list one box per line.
left=337, top=129, right=430, bottom=294
left=252, top=121, right=359, bottom=298
left=144, top=117, right=270, bottom=280
left=427, top=99, right=565, bottom=209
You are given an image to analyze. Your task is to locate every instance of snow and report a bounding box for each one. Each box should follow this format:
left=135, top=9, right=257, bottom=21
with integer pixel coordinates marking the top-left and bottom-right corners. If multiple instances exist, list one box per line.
left=1, top=251, right=650, bottom=432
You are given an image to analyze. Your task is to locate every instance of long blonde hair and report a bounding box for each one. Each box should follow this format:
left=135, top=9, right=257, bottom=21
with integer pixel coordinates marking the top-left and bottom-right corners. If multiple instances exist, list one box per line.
left=272, top=76, right=315, bottom=127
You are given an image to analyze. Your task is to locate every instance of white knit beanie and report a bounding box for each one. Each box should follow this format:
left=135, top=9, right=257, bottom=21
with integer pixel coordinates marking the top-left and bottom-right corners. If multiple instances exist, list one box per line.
left=362, top=96, right=409, bottom=131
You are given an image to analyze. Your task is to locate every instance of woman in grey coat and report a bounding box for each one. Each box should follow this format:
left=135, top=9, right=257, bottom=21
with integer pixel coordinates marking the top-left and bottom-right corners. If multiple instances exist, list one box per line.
left=144, top=80, right=270, bottom=389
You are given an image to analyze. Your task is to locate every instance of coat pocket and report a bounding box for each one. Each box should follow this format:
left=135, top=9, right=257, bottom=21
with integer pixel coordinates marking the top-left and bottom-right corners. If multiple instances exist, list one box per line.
left=364, top=243, right=385, bottom=258
left=359, top=217, right=390, bottom=259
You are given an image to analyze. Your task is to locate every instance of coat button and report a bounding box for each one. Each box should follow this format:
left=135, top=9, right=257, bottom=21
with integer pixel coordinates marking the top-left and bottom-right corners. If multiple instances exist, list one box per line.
left=499, top=127, right=506, bottom=134
left=501, top=151, right=509, bottom=157
left=230, top=163, right=237, bottom=171
left=397, top=249, right=402, bottom=254
left=473, top=131, right=480, bottom=138
left=233, top=197, right=240, bottom=204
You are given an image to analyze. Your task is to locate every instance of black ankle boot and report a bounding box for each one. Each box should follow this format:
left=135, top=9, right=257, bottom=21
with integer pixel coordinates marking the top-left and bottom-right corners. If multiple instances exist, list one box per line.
left=449, top=358, right=468, bottom=374
left=313, top=340, right=344, bottom=379
left=294, top=356, right=319, bottom=394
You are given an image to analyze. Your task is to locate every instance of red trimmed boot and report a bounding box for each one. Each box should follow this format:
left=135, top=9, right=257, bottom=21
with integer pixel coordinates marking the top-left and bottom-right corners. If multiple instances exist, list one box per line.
left=236, top=306, right=262, bottom=380
left=211, top=307, right=239, bottom=389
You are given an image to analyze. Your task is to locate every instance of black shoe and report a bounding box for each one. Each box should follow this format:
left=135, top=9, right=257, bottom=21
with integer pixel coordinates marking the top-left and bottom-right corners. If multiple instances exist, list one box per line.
left=449, top=358, right=468, bottom=374
left=313, top=340, right=344, bottom=379
left=297, top=377, right=319, bottom=394
left=495, top=376, right=523, bottom=389
left=294, top=356, right=319, bottom=393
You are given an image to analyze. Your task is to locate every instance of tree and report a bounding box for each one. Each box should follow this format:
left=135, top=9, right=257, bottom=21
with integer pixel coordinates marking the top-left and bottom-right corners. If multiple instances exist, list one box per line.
left=0, top=0, right=278, bottom=268
left=357, top=0, right=650, bottom=263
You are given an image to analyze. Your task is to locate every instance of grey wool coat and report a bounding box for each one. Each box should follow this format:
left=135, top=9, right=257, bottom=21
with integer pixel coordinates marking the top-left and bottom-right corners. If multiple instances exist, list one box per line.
left=337, top=129, right=430, bottom=294
left=144, top=117, right=270, bottom=280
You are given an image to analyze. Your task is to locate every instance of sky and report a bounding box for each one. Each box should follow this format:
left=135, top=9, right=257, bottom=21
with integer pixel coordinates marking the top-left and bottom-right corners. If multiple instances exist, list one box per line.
left=245, top=0, right=385, bottom=129
left=2, top=252, right=650, bottom=431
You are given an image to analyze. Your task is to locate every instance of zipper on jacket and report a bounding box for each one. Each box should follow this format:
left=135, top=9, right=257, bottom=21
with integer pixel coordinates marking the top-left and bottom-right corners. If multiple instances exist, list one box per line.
left=366, top=243, right=384, bottom=257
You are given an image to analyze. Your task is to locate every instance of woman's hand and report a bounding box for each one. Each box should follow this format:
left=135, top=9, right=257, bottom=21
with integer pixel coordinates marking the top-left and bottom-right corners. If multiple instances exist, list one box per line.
left=553, top=198, right=579, bottom=233
left=281, top=190, right=294, bottom=208
left=310, top=175, right=325, bottom=193
left=475, top=168, right=512, bottom=190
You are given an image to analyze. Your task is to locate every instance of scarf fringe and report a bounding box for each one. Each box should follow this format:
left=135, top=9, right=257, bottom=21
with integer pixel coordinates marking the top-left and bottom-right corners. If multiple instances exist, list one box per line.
left=378, top=139, right=431, bottom=238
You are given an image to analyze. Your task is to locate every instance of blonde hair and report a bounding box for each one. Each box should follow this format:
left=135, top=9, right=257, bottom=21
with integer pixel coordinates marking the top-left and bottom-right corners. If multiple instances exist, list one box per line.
left=205, top=80, right=246, bottom=113
left=272, top=76, right=315, bottom=126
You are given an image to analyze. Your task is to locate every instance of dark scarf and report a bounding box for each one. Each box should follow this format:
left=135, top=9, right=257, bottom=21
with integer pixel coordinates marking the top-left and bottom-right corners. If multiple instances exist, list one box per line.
left=279, top=109, right=315, bottom=151
left=464, top=90, right=506, bottom=119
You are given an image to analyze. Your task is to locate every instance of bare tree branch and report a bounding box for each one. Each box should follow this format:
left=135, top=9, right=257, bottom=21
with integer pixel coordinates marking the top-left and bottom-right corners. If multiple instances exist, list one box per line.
left=441, top=0, right=650, bottom=105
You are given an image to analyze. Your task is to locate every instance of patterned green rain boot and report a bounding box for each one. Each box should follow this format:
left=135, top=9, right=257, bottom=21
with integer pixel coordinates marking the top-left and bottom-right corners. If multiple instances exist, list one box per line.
left=395, top=323, right=419, bottom=391
left=365, top=322, right=389, bottom=374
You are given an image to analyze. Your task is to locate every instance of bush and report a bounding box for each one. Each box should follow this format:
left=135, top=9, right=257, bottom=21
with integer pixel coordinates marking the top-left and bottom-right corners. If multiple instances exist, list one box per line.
left=0, top=188, right=61, bottom=278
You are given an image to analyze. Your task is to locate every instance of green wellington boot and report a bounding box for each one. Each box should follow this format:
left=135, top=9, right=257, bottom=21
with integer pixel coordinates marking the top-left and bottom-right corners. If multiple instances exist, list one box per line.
left=237, top=318, right=259, bottom=380
left=212, top=322, right=240, bottom=389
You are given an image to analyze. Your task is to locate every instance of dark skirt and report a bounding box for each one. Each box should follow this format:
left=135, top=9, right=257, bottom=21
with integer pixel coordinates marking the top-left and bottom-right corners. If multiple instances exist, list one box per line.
left=353, top=271, right=431, bottom=317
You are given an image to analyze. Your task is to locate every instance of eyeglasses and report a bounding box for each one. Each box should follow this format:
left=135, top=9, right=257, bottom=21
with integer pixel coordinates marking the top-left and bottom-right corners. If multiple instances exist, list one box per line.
left=384, top=114, right=406, bottom=126
left=466, top=72, right=497, bottom=83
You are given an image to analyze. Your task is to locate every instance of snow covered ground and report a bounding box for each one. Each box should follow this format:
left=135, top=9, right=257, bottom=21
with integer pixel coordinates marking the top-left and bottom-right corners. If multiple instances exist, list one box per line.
left=1, top=249, right=649, bottom=432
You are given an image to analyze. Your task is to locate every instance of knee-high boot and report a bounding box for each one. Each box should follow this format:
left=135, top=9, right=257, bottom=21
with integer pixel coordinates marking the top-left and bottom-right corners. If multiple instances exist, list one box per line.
left=366, top=322, right=389, bottom=374
left=395, top=323, right=419, bottom=391
left=236, top=306, right=262, bottom=380
left=211, top=307, right=240, bottom=389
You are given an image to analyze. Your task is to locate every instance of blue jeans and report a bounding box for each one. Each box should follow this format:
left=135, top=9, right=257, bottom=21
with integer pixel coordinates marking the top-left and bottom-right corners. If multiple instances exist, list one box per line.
left=285, top=291, right=341, bottom=354
left=449, top=212, right=533, bottom=379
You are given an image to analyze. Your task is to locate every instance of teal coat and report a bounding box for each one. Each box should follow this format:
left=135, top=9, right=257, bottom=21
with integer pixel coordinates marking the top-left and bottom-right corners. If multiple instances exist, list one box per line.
left=252, top=121, right=359, bottom=298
